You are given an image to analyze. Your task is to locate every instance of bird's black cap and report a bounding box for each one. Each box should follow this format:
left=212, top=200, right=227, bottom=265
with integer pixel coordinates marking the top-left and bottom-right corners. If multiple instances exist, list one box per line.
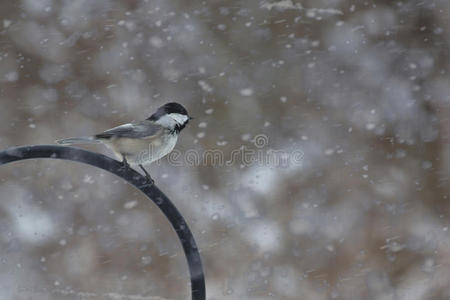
left=148, top=102, right=189, bottom=121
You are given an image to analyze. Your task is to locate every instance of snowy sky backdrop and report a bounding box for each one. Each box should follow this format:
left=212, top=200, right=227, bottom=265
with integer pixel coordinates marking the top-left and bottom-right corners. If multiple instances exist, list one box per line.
left=1, top=0, right=450, bottom=299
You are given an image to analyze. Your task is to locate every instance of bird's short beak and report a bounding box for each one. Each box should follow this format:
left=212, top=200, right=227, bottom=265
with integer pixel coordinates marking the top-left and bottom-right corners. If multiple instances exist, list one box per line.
left=189, top=116, right=194, bottom=120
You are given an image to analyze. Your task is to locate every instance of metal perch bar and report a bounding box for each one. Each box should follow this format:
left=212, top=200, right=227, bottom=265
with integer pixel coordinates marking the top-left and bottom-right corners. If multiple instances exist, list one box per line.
left=0, top=145, right=206, bottom=300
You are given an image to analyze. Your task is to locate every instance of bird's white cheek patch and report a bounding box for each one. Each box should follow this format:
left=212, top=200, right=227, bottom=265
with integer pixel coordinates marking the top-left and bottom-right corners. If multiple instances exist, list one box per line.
left=155, top=115, right=177, bottom=128
left=168, top=113, right=188, bottom=124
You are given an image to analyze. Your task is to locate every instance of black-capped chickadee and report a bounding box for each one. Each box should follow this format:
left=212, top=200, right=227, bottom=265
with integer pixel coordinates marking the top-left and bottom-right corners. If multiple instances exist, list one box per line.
left=56, top=102, right=192, bottom=185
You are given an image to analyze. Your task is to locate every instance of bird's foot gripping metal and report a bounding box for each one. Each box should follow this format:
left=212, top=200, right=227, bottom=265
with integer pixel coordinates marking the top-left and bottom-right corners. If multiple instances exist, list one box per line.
left=118, top=156, right=131, bottom=173
left=139, top=164, right=154, bottom=187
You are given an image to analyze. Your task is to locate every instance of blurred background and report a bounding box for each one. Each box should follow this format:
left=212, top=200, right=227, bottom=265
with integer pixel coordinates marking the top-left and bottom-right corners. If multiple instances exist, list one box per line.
left=1, top=0, right=450, bottom=299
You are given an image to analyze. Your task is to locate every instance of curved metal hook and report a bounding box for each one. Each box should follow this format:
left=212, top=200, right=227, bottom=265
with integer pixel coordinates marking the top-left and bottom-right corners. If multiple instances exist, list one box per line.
left=0, top=145, right=205, bottom=300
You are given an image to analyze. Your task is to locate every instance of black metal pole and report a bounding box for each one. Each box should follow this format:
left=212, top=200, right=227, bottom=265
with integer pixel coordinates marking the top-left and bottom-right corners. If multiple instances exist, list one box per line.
left=0, top=145, right=205, bottom=300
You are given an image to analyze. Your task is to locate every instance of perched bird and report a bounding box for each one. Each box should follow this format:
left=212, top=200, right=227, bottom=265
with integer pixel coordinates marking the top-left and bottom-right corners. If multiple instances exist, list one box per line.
left=56, top=102, right=192, bottom=185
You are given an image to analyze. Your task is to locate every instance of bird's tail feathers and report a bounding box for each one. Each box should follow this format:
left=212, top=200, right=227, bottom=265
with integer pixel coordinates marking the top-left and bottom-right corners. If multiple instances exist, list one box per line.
left=56, top=136, right=100, bottom=145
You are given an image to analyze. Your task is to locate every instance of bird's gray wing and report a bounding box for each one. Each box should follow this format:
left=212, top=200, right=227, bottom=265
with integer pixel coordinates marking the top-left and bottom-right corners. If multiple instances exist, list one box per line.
left=94, top=120, right=163, bottom=139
